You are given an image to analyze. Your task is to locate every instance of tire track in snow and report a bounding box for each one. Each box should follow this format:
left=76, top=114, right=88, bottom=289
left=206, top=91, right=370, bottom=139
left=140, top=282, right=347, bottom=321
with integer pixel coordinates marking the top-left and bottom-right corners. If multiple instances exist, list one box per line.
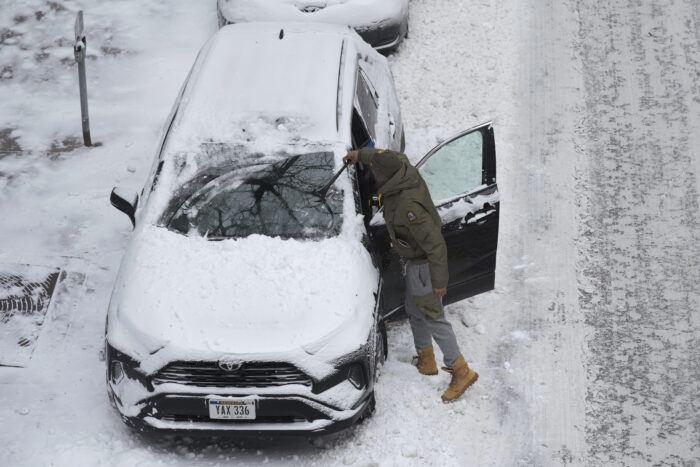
left=503, top=0, right=588, bottom=464
left=575, top=0, right=700, bottom=464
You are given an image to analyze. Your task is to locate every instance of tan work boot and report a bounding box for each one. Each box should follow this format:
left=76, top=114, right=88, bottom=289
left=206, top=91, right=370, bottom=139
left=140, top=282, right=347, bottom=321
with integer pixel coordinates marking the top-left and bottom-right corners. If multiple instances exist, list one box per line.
left=441, top=356, right=478, bottom=402
left=413, top=346, right=438, bottom=375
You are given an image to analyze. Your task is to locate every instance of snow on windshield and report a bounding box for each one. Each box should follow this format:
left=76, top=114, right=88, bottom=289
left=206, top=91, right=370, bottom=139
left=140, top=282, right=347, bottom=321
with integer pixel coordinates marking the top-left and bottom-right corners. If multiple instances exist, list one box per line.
left=164, top=152, right=343, bottom=239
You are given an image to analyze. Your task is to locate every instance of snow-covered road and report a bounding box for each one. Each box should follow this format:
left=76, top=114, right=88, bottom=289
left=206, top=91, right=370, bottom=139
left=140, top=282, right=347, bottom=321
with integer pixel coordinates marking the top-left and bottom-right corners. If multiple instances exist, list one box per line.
left=575, top=2, right=700, bottom=463
left=1, top=0, right=699, bottom=465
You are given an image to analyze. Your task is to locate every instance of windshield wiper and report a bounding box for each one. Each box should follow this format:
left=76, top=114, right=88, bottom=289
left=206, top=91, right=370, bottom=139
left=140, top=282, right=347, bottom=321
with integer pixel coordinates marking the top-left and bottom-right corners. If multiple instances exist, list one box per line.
left=203, top=235, right=230, bottom=241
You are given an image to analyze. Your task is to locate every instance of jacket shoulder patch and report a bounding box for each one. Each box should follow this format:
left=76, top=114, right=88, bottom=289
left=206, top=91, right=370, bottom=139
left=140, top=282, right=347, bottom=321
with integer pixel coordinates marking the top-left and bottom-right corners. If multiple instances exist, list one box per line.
left=407, top=211, right=417, bottom=223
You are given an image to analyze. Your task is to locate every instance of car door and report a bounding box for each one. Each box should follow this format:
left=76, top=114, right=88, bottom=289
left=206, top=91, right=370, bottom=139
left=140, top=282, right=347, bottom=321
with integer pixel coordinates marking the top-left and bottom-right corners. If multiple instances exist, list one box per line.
left=371, top=122, right=499, bottom=318
left=417, top=121, right=499, bottom=305
left=356, top=60, right=403, bottom=152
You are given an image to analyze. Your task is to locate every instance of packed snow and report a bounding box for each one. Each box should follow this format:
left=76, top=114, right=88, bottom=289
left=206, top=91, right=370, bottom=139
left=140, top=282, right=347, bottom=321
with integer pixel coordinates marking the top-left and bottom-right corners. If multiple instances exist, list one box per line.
left=1, top=0, right=699, bottom=466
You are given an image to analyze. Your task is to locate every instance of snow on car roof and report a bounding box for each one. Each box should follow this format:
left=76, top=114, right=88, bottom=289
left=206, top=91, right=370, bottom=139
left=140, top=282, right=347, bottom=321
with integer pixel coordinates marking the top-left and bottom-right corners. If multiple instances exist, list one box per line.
left=165, top=22, right=353, bottom=153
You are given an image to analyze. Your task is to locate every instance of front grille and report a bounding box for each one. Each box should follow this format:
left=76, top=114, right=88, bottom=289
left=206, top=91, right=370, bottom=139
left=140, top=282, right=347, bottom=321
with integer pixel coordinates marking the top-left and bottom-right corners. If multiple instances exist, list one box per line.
left=152, top=361, right=313, bottom=388
left=148, top=393, right=331, bottom=424
left=159, top=414, right=304, bottom=424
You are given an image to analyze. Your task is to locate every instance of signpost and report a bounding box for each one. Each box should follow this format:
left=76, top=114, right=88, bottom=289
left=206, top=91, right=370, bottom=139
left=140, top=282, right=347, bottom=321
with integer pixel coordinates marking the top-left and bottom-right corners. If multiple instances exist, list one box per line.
left=73, top=11, right=91, bottom=146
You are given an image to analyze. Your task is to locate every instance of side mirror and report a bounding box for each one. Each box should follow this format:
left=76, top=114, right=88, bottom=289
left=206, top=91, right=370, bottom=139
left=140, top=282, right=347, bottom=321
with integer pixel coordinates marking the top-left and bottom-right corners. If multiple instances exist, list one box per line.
left=110, top=187, right=139, bottom=228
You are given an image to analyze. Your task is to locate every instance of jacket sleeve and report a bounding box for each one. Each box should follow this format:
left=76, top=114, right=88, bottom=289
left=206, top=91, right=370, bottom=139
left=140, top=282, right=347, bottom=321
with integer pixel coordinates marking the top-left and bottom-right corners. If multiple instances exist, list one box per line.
left=406, top=203, right=449, bottom=289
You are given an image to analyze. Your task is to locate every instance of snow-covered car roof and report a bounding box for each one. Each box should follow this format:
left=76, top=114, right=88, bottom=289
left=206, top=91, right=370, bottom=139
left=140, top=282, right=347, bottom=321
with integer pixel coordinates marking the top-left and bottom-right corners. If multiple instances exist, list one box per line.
left=163, top=22, right=362, bottom=153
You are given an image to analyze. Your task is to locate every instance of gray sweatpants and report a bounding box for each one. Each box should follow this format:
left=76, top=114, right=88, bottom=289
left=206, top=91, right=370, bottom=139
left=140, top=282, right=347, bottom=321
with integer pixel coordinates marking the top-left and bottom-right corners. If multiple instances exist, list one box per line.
left=404, top=261, right=462, bottom=367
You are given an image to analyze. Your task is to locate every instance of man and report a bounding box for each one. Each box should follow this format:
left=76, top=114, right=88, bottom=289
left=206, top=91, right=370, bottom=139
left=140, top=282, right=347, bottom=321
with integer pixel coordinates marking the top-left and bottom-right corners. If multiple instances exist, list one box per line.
left=343, top=147, right=478, bottom=402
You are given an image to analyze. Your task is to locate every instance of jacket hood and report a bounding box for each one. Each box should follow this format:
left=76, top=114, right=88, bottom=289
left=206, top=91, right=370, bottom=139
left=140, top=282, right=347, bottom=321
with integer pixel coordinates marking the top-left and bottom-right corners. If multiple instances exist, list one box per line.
left=378, top=153, right=421, bottom=197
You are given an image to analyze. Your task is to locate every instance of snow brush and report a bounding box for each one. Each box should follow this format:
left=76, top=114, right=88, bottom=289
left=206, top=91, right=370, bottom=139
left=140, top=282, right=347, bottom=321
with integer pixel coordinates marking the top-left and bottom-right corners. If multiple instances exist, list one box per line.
left=316, top=141, right=375, bottom=199
left=315, top=159, right=350, bottom=199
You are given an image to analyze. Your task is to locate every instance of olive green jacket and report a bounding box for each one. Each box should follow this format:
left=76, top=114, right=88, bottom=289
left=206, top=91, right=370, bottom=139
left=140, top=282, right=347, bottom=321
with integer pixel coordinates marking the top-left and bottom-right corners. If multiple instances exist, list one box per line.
left=359, top=148, right=449, bottom=289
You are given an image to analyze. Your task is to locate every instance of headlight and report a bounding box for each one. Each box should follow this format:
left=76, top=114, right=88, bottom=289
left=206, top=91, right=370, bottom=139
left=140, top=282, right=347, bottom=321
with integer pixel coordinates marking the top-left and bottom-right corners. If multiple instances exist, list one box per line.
left=347, top=363, right=366, bottom=389
left=105, top=343, right=149, bottom=389
left=106, top=343, right=151, bottom=414
left=110, top=360, right=125, bottom=384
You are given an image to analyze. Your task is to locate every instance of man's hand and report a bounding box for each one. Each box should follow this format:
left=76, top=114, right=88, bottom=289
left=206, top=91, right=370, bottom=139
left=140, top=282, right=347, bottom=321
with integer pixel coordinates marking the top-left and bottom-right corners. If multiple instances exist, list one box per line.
left=433, top=287, right=446, bottom=300
left=343, top=150, right=359, bottom=165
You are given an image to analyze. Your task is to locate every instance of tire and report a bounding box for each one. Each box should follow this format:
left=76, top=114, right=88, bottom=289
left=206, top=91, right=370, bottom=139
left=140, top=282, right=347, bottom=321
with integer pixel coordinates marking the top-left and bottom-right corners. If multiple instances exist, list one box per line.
left=359, top=391, right=377, bottom=422
left=359, top=319, right=386, bottom=424
left=374, top=320, right=387, bottom=382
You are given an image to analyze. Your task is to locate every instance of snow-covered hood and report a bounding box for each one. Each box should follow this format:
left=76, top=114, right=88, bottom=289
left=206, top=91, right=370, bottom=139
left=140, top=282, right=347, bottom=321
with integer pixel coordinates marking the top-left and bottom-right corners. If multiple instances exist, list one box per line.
left=219, top=0, right=408, bottom=28
left=108, top=225, right=378, bottom=368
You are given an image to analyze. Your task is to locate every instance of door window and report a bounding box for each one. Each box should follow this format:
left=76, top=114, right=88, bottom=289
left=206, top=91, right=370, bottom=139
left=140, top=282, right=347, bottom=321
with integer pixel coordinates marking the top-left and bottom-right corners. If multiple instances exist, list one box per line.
left=355, top=70, right=378, bottom=140
left=351, top=108, right=371, bottom=149
left=419, top=131, right=483, bottom=203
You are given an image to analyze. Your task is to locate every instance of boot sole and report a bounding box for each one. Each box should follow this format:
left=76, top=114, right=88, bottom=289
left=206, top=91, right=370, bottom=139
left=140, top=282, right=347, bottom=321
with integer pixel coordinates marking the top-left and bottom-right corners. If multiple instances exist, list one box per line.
left=441, top=371, right=479, bottom=403
left=418, top=369, right=439, bottom=376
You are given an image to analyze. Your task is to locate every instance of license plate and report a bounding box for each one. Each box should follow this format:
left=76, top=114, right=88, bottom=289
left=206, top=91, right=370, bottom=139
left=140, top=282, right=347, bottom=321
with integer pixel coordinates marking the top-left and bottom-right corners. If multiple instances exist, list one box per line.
left=208, top=399, right=256, bottom=420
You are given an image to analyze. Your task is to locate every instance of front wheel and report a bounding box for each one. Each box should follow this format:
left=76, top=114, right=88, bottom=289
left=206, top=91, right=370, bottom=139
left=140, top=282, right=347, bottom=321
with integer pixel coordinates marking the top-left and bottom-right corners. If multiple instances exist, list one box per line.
left=374, top=320, right=387, bottom=382
left=361, top=322, right=386, bottom=423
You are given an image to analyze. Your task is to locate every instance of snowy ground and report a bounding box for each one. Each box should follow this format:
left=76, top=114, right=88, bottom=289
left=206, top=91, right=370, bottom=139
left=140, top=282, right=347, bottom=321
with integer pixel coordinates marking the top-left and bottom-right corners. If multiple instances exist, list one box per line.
left=1, top=0, right=699, bottom=466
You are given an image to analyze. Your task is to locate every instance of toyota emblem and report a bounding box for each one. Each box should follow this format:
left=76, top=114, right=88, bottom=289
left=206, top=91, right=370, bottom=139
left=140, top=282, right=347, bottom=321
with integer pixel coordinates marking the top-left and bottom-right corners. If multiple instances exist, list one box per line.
left=218, top=359, right=242, bottom=371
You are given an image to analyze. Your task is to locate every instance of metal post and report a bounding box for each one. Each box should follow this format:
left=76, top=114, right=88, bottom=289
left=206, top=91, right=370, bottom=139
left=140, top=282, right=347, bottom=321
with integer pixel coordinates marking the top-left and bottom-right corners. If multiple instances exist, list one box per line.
left=74, top=11, right=91, bottom=146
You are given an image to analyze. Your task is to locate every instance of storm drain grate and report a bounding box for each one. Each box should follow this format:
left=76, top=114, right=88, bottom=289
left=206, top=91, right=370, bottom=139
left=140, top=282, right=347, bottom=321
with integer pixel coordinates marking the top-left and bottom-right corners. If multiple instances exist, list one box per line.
left=0, top=264, right=60, bottom=367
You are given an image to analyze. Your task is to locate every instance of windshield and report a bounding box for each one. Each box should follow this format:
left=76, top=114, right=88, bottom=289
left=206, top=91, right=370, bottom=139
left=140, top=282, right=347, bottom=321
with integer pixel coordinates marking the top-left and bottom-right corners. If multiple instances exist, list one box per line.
left=165, top=152, right=344, bottom=239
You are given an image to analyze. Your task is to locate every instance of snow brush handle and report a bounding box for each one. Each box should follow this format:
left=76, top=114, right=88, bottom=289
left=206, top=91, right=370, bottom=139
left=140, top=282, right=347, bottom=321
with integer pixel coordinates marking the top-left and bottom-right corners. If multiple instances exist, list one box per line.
left=317, top=160, right=350, bottom=198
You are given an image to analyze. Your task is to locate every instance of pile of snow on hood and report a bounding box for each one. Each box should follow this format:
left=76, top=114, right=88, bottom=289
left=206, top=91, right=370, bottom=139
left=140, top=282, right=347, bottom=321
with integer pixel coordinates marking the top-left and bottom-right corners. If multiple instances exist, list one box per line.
left=112, top=224, right=378, bottom=360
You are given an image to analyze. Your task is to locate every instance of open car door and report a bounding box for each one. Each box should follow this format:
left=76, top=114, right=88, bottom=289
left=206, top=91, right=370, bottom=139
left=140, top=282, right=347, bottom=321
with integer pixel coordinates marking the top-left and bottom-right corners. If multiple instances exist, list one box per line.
left=372, top=122, right=498, bottom=318
left=417, top=121, right=499, bottom=305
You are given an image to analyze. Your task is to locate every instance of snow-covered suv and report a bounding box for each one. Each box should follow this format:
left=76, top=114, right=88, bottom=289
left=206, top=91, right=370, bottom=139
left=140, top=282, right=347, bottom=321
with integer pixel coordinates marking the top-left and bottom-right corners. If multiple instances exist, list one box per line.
left=106, top=23, right=499, bottom=435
